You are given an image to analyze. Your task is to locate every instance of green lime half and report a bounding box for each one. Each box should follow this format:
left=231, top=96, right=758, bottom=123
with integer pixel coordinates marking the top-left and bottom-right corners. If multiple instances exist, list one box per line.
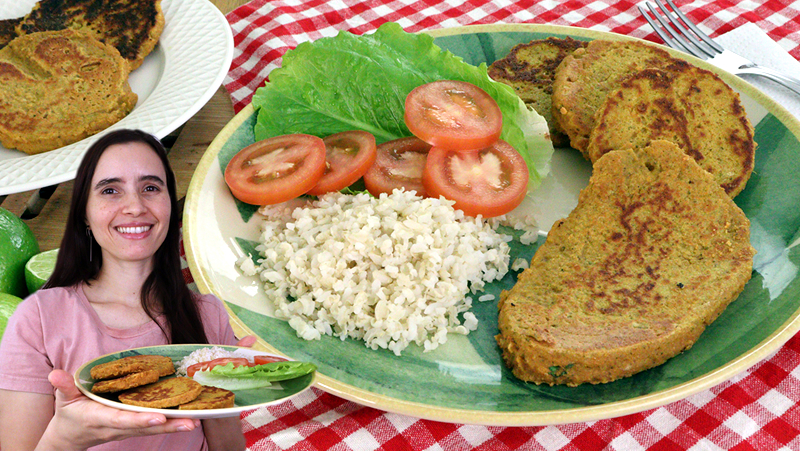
left=25, top=248, right=59, bottom=294
left=0, top=292, right=24, bottom=340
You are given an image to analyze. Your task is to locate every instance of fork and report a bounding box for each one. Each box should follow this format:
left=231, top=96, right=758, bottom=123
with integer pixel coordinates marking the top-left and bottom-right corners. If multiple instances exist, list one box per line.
left=639, top=0, right=800, bottom=96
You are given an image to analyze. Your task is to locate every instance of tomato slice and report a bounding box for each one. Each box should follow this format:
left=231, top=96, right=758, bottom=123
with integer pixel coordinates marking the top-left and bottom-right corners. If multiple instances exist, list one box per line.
left=363, top=137, right=432, bottom=197
left=422, top=140, right=528, bottom=218
left=404, top=80, right=503, bottom=152
left=306, top=131, right=377, bottom=196
left=186, top=357, right=251, bottom=377
left=224, top=134, right=327, bottom=205
left=253, top=355, right=289, bottom=365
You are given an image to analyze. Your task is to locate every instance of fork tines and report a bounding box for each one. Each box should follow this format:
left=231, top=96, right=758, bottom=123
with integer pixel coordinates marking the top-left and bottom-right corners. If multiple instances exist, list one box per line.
left=639, top=0, right=722, bottom=60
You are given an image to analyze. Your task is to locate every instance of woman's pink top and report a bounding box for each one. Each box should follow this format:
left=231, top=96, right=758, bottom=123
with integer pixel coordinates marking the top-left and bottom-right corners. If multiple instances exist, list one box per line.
left=0, top=284, right=238, bottom=451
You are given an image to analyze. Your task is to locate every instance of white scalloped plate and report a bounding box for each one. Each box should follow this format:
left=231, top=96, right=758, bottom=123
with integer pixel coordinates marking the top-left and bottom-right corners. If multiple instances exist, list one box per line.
left=0, top=0, right=233, bottom=196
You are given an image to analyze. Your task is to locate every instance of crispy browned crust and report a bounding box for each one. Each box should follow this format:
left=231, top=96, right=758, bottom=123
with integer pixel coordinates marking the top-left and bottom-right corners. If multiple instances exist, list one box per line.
left=15, top=0, right=164, bottom=70
left=0, top=29, right=137, bottom=154
left=91, top=369, right=160, bottom=393
left=586, top=64, right=755, bottom=197
left=551, top=39, right=679, bottom=155
left=496, top=140, right=755, bottom=386
left=178, top=386, right=235, bottom=410
left=488, top=37, right=588, bottom=147
left=118, top=377, right=203, bottom=408
left=0, top=18, right=22, bottom=49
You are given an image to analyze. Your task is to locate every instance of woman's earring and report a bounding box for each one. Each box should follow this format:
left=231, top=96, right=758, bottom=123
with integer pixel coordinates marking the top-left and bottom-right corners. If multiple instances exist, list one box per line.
left=86, top=226, right=92, bottom=262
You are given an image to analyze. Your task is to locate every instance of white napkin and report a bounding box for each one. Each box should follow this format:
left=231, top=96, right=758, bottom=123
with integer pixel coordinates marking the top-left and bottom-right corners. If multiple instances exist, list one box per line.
left=716, top=22, right=800, bottom=122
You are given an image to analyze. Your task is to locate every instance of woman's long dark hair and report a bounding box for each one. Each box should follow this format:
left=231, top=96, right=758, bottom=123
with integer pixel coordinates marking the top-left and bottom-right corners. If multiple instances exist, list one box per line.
left=43, top=129, right=208, bottom=344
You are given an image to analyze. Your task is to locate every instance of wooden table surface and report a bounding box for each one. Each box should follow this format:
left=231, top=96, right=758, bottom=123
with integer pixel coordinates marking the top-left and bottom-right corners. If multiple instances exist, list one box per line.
left=2, top=0, right=249, bottom=252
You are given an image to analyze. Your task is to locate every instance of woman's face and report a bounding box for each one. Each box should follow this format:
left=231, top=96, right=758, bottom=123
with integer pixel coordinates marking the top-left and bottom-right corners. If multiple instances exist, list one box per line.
left=85, top=141, right=171, bottom=267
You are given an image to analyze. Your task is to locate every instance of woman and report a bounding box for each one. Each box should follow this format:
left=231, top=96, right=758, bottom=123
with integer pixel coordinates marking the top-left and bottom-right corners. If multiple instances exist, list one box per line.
left=0, top=129, right=251, bottom=450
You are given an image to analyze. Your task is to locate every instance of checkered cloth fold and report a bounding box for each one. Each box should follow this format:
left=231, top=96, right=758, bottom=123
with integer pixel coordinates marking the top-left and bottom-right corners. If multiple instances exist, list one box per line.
left=211, top=1, right=800, bottom=449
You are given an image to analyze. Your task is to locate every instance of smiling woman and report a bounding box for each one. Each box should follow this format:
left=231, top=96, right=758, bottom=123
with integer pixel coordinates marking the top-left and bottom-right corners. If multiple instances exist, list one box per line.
left=0, top=129, right=250, bottom=451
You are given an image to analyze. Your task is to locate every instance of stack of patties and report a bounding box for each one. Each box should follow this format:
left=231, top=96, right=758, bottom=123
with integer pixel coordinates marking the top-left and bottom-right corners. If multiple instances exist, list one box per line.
left=0, top=0, right=164, bottom=154
left=90, top=355, right=177, bottom=394
left=551, top=39, right=755, bottom=197
left=495, top=140, right=755, bottom=386
left=488, top=37, right=588, bottom=147
left=90, top=354, right=235, bottom=410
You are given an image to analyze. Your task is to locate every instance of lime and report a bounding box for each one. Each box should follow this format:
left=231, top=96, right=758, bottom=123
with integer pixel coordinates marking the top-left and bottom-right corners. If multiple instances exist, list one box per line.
left=25, top=248, right=59, bottom=293
left=0, top=207, right=40, bottom=297
left=0, top=292, right=24, bottom=341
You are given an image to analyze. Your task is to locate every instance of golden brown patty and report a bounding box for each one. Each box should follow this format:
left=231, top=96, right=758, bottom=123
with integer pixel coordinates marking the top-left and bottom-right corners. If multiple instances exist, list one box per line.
left=496, top=140, right=754, bottom=386
left=115, top=355, right=176, bottom=377
left=91, top=369, right=160, bottom=394
left=0, top=29, right=137, bottom=154
left=178, top=386, right=236, bottom=410
left=118, top=377, right=203, bottom=409
left=488, top=37, right=587, bottom=147
left=551, top=39, right=679, bottom=155
left=90, top=360, right=147, bottom=381
left=586, top=64, right=755, bottom=197
left=15, top=0, right=164, bottom=70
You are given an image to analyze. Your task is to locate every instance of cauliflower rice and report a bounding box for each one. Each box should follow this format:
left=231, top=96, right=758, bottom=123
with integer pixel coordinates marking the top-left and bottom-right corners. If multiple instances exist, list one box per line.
left=239, top=189, right=514, bottom=355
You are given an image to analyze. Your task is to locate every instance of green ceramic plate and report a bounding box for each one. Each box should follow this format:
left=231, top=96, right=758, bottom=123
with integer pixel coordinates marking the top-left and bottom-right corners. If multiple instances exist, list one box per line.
left=74, top=345, right=315, bottom=419
left=183, top=24, right=800, bottom=426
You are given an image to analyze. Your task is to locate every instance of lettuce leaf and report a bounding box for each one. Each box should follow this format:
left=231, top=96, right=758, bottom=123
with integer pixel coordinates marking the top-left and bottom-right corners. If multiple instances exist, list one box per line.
left=252, top=22, right=553, bottom=189
left=193, top=361, right=317, bottom=391
left=209, top=361, right=316, bottom=381
left=193, top=369, right=273, bottom=390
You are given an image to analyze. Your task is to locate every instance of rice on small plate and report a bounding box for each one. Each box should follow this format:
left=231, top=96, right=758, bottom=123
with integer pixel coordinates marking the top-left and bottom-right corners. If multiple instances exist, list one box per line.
left=238, top=189, right=522, bottom=355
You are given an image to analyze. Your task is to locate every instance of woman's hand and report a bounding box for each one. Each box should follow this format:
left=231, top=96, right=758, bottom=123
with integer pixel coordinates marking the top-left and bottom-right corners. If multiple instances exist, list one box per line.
left=235, top=335, right=257, bottom=348
left=37, top=369, right=200, bottom=450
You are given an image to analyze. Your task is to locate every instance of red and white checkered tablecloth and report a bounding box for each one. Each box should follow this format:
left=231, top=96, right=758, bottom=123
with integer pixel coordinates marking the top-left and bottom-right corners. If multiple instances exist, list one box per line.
left=224, top=0, right=800, bottom=114
left=211, top=1, right=800, bottom=450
